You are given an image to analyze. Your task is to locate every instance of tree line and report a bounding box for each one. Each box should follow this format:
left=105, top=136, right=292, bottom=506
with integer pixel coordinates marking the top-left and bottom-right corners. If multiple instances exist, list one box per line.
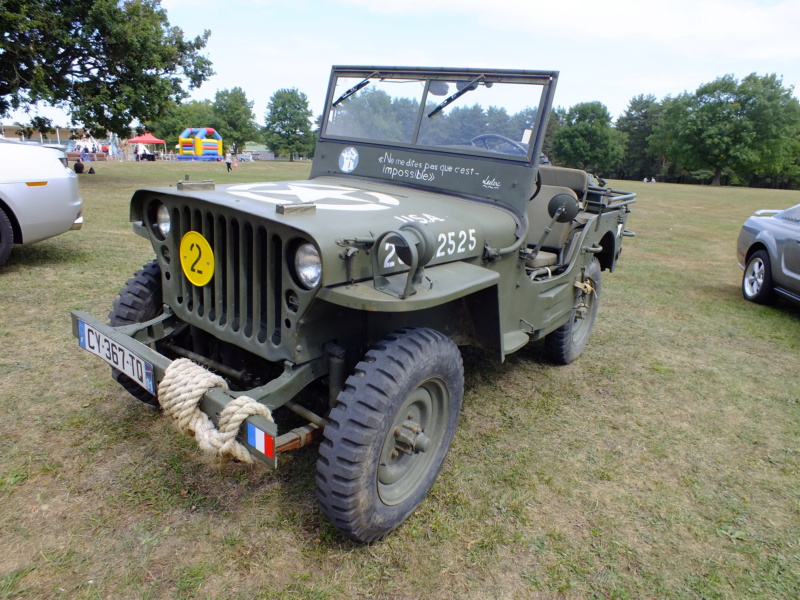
left=553, top=73, right=800, bottom=188
left=151, top=72, right=799, bottom=189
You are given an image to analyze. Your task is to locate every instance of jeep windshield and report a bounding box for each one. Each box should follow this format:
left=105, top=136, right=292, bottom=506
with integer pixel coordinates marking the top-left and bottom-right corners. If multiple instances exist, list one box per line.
left=323, top=67, right=556, bottom=161
left=313, top=67, right=559, bottom=212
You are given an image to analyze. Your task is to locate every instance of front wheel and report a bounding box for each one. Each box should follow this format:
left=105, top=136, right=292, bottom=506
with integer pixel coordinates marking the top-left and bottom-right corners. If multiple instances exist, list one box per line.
left=545, top=257, right=601, bottom=365
left=108, top=259, right=163, bottom=405
left=0, top=207, right=14, bottom=266
left=316, top=328, right=464, bottom=543
left=742, top=250, right=774, bottom=304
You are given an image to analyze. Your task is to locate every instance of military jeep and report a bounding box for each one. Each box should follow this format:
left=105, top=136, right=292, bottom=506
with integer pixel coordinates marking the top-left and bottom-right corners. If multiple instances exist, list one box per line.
left=72, top=66, right=635, bottom=542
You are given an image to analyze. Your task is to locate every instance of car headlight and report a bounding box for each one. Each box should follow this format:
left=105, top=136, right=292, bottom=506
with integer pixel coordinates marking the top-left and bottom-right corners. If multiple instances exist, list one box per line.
left=155, top=203, right=171, bottom=238
left=295, top=243, right=321, bottom=289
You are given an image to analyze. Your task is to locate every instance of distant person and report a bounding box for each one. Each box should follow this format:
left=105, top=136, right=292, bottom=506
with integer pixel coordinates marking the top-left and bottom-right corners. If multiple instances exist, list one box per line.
left=233, top=156, right=239, bottom=170
left=225, top=152, right=232, bottom=172
left=651, top=177, right=656, bottom=183
left=643, top=177, right=648, bottom=182
left=74, top=159, right=84, bottom=174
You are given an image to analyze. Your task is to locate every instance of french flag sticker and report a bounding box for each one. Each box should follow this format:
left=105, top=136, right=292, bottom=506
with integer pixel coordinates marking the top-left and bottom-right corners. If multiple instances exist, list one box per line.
left=247, top=423, right=275, bottom=459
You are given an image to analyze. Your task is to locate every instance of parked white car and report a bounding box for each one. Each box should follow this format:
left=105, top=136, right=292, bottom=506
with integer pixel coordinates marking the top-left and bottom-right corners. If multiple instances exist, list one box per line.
left=0, top=139, right=83, bottom=266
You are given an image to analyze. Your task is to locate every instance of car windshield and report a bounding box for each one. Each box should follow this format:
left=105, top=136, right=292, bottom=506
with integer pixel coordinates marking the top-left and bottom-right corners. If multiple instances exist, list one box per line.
left=324, top=73, right=549, bottom=160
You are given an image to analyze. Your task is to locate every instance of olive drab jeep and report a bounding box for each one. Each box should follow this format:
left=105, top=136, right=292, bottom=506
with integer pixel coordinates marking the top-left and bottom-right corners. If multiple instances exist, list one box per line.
left=72, top=66, right=635, bottom=542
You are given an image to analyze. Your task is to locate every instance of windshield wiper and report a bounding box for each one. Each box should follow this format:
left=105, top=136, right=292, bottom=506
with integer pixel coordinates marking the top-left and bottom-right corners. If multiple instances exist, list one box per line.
left=332, top=71, right=380, bottom=107
left=427, top=75, right=485, bottom=118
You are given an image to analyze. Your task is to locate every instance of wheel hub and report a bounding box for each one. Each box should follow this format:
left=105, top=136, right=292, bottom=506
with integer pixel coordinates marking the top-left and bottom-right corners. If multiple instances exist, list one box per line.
left=394, top=419, right=431, bottom=455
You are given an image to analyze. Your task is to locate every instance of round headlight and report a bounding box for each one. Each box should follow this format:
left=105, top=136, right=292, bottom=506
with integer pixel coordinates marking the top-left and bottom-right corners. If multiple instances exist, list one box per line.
left=155, top=203, right=171, bottom=238
left=295, top=243, right=321, bottom=289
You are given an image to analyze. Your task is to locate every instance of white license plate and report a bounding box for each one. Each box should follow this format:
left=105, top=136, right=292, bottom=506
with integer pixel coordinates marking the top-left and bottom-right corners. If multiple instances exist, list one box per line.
left=77, top=320, right=155, bottom=394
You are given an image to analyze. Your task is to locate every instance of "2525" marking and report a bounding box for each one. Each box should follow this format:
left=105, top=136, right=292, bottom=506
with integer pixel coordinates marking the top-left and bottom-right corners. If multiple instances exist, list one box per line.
left=384, top=229, right=477, bottom=268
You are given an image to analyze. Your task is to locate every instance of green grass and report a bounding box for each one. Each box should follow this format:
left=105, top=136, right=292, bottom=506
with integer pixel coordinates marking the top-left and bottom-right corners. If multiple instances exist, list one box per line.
left=1, top=163, right=799, bottom=598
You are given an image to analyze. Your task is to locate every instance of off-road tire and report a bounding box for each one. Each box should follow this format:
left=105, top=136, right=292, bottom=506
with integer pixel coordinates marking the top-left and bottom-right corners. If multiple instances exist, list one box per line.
left=316, top=328, right=464, bottom=543
left=108, top=259, right=163, bottom=405
left=742, top=249, right=774, bottom=304
left=545, top=257, right=601, bottom=365
left=0, top=207, right=14, bottom=266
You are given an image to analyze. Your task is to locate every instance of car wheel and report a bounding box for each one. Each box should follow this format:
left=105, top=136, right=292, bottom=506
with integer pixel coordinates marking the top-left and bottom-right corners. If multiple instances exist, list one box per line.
left=316, top=327, right=464, bottom=543
left=545, top=257, right=601, bottom=365
left=108, top=259, right=163, bottom=405
left=742, top=249, right=774, bottom=304
left=0, top=207, right=14, bottom=266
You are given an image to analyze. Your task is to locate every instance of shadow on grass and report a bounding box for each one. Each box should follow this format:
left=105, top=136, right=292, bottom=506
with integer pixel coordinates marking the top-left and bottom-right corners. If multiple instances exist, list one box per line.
left=4, top=241, right=91, bottom=269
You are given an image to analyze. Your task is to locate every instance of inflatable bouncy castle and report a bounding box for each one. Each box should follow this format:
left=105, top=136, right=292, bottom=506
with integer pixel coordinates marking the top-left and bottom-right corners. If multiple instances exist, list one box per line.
left=177, top=127, right=223, bottom=161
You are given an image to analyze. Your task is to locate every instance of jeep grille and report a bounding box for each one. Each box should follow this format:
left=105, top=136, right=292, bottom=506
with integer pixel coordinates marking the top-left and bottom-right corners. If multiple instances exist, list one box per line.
left=170, top=205, right=284, bottom=349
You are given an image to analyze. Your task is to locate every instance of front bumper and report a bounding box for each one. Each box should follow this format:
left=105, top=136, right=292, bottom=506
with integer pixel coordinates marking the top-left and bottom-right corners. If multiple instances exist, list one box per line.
left=71, top=308, right=327, bottom=467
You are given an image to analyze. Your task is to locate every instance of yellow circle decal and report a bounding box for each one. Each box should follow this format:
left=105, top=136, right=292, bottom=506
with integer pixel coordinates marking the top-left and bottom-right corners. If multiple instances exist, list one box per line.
left=180, top=231, right=215, bottom=287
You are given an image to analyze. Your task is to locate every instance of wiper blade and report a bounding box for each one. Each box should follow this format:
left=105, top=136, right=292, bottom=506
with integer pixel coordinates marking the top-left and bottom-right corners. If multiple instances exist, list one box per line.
left=332, top=71, right=380, bottom=107
left=428, top=75, right=485, bottom=118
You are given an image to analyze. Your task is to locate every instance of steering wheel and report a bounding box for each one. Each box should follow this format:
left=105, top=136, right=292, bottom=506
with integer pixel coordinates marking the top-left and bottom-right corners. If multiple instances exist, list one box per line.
left=470, top=134, right=528, bottom=156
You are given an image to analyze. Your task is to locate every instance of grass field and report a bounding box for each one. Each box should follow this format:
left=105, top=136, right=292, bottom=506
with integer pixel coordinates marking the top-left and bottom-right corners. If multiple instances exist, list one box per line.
left=1, top=160, right=799, bottom=599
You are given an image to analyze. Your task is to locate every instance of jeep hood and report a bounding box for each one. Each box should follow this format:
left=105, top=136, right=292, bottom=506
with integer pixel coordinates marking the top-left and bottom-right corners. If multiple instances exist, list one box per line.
left=133, top=175, right=520, bottom=270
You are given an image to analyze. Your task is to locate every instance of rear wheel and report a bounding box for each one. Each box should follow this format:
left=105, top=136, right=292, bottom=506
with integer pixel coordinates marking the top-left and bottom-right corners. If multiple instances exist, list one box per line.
left=108, top=259, right=163, bottom=405
left=742, top=250, right=774, bottom=304
left=545, top=257, right=601, bottom=365
left=0, top=207, right=14, bottom=266
left=316, top=328, right=463, bottom=543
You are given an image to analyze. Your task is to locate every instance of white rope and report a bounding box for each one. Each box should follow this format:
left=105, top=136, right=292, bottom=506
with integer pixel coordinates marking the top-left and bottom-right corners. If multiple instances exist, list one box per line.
left=157, top=358, right=273, bottom=463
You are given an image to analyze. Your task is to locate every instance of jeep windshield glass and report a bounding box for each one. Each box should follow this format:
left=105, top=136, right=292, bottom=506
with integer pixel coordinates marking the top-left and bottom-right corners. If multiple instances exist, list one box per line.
left=324, top=73, right=548, bottom=160
left=331, top=71, right=380, bottom=107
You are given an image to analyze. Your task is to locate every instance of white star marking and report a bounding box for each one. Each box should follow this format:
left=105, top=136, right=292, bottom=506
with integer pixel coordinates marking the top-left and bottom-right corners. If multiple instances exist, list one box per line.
left=227, top=182, right=400, bottom=211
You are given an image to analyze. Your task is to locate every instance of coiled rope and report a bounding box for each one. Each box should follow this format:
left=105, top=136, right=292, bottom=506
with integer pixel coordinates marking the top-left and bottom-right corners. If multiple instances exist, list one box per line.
left=157, top=358, right=273, bottom=463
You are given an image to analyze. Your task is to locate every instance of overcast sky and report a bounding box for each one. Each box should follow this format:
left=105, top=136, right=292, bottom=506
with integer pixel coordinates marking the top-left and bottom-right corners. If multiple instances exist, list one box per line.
left=6, top=0, right=800, bottom=127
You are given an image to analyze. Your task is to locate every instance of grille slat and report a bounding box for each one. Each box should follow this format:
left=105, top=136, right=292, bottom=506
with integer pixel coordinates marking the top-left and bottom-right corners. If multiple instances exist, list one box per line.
left=239, top=223, right=250, bottom=337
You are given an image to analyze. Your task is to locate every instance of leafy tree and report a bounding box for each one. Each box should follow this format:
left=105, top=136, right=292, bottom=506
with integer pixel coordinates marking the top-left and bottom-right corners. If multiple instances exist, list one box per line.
left=651, top=76, right=754, bottom=186
left=0, top=0, right=213, bottom=134
left=616, top=94, right=662, bottom=180
left=263, top=88, right=314, bottom=160
left=212, top=87, right=260, bottom=153
left=651, top=74, right=800, bottom=186
left=737, top=73, right=800, bottom=188
left=145, top=99, right=215, bottom=148
left=553, top=102, right=623, bottom=175
left=541, top=107, right=566, bottom=161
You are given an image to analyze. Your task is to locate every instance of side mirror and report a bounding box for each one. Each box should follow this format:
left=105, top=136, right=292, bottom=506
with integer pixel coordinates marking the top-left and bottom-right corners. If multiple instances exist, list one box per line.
left=548, top=193, right=580, bottom=223
left=428, top=81, right=450, bottom=96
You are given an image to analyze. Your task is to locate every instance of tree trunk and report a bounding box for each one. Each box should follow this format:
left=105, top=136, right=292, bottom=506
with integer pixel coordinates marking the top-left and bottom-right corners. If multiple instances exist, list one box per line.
left=711, top=166, right=723, bottom=186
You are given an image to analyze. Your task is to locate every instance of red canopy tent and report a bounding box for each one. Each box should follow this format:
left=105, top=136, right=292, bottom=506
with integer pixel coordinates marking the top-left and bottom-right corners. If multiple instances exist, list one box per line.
left=127, top=133, right=167, bottom=158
